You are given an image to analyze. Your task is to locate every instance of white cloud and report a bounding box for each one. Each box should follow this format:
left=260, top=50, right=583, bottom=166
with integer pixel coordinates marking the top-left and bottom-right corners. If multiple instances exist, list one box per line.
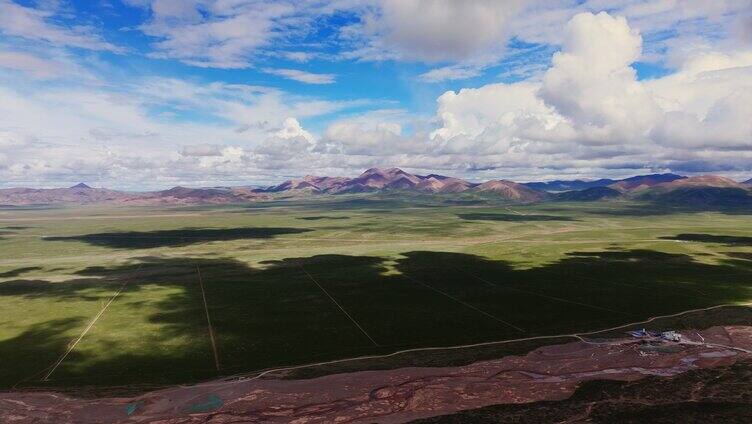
left=262, top=68, right=336, bottom=84
left=126, top=0, right=290, bottom=68
left=419, top=64, right=485, bottom=83
left=432, top=81, right=554, bottom=141
left=357, top=0, right=525, bottom=62
left=0, top=0, right=120, bottom=51
left=2, top=5, right=752, bottom=187
left=125, top=0, right=342, bottom=68
left=180, top=144, right=224, bottom=157
left=0, top=130, right=27, bottom=147
left=510, top=0, right=752, bottom=48
left=647, top=52, right=752, bottom=149
left=283, top=51, right=316, bottom=62
left=274, top=117, right=315, bottom=142
left=0, top=50, right=66, bottom=79
left=344, top=0, right=751, bottom=81
left=539, top=12, right=661, bottom=138
left=319, top=120, right=406, bottom=156
left=318, top=11, right=752, bottom=179
left=0, top=71, right=363, bottom=188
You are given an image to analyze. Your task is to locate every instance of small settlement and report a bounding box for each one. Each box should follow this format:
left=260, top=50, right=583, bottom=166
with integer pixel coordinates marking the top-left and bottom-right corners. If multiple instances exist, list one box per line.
left=627, top=328, right=684, bottom=354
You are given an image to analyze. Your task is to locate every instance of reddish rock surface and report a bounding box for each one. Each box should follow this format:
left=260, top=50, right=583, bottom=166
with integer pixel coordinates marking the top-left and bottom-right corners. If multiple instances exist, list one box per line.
left=1, top=326, right=750, bottom=424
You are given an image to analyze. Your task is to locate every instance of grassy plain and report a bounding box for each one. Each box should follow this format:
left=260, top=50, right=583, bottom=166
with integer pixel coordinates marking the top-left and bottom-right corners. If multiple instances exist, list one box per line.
left=1, top=195, right=751, bottom=390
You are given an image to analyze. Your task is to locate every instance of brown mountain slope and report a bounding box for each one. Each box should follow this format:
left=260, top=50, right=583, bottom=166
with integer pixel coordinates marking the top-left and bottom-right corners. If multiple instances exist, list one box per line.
left=124, top=187, right=266, bottom=205
left=18, top=169, right=748, bottom=207
left=264, top=168, right=480, bottom=195
left=473, top=180, right=547, bottom=202
left=418, top=174, right=476, bottom=193
left=0, top=184, right=268, bottom=206
left=608, top=173, right=685, bottom=192
left=634, top=175, right=752, bottom=207
left=347, top=168, right=423, bottom=190
left=657, top=175, right=743, bottom=189
left=0, top=184, right=130, bottom=205
left=267, top=175, right=350, bottom=193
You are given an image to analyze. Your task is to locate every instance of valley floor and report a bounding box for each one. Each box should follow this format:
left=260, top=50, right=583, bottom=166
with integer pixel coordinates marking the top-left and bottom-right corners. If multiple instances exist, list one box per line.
left=1, top=197, right=751, bottom=400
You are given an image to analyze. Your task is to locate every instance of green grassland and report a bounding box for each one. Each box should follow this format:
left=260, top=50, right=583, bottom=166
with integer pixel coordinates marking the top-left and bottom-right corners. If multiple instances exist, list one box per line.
left=1, top=195, right=751, bottom=390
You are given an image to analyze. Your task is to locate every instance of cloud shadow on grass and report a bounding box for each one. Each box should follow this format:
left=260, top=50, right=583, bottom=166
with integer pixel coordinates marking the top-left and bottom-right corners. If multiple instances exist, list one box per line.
left=660, top=234, right=752, bottom=246
left=297, top=216, right=351, bottom=221
left=1, top=244, right=751, bottom=391
left=539, top=202, right=752, bottom=217
left=0, top=267, right=42, bottom=278
left=457, top=213, right=576, bottom=222
left=45, top=227, right=312, bottom=249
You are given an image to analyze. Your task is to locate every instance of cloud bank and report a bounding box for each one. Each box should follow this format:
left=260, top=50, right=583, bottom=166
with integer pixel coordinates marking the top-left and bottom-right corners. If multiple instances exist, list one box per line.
left=0, top=1, right=750, bottom=188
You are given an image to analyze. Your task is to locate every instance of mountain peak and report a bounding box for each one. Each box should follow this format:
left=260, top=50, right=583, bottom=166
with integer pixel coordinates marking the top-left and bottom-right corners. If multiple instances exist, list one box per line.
left=70, top=183, right=92, bottom=189
left=361, top=167, right=382, bottom=175
left=360, top=167, right=406, bottom=176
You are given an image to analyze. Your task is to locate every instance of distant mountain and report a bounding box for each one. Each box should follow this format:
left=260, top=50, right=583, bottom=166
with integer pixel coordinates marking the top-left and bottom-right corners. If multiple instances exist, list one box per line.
left=2, top=171, right=748, bottom=207
left=265, top=168, right=477, bottom=195
left=742, top=178, right=752, bottom=186
left=546, top=174, right=751, bottom=206
left=0, top=184, right=130, bottom=205
left=608, top=173, right=686, bottom=192
left=263, top=168, right=545, bottom=202
left=266, top=175, right=351, bottom=193
left=473, top=180, right=547, bottom=202
left=419, top=174, right=476, bottom=193
left=0, top=184, right=266, bottom=206
left=265, top=169, right=426, bottom=194
left=524, top=179, right=617, bottom=192
left=126, top=187, right=265, bottom=205
left=334, top=168, right=424, bottom=193
left=524, top=173, right=685, bottom=193
left=651, top=175, right=740, bottom=189
left=554, top=186, right=622, bottom=202
left=634, top=176, right=752, bottom=207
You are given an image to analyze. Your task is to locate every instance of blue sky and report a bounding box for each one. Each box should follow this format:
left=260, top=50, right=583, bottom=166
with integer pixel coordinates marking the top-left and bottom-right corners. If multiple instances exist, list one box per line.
left=0, top=1, right=751, bottom=189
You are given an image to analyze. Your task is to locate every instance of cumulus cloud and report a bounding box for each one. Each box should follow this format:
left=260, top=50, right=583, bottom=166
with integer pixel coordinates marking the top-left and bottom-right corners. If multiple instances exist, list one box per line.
left=0, top=72, right=362, bottom=188
left=2, top=4, right=751, bottom=188
left=341, top=0, right=529, bottom=82
left=510, top=0, right=752, bottom=48
left=539, top=12, right=661, bottom=140
left=273, top=117, right=315, bottom=142
left=646, top=52, right=752, bottom=149
left=365, top=0, right=524, bottom=62
left=323, top=11, right=752, bottom=179
left=319, top=120, right=405, bottom=156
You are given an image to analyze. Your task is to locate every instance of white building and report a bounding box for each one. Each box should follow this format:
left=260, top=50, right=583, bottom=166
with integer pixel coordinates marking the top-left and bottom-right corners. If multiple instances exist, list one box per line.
left=660, top=331, right=681, bottom=342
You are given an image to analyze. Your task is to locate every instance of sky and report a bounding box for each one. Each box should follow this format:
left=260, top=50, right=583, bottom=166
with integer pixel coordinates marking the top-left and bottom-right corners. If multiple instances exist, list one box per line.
left=0, top=0, right=751, bottom=189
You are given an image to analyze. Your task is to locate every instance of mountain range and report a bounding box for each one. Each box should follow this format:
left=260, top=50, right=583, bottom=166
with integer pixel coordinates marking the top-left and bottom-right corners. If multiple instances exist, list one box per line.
left=0, top=183, right=266, bottom=206
left=265, top=168, right=542, bottom=200
left=632, top=176, right=752, bottom=207
left=1, top=168, right=750, bottom=207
